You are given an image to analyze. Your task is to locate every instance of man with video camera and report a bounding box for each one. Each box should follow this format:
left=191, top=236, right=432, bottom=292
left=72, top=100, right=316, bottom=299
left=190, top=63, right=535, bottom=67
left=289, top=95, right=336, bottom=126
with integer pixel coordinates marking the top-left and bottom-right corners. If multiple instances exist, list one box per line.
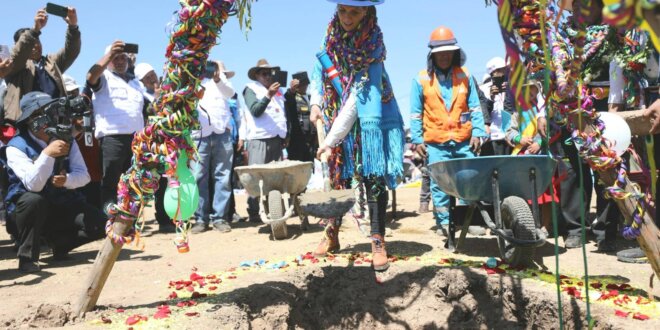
left=0, top=91, right=105, bottom=273
left=2, top=6, right=81, bottom=123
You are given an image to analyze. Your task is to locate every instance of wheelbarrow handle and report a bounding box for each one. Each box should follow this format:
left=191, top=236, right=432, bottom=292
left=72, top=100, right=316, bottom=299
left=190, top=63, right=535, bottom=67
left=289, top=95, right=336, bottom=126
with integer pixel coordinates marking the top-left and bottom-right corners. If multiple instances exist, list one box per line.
left=316, top=119, right=332, bottom=192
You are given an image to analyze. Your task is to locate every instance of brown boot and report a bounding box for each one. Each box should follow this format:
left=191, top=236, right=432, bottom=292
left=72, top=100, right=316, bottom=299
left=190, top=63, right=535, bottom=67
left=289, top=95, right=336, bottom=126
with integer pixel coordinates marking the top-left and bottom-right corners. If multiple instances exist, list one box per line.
left=314, top=223, right=340, bottom=257
left=371, top=234, right=389, bottom=271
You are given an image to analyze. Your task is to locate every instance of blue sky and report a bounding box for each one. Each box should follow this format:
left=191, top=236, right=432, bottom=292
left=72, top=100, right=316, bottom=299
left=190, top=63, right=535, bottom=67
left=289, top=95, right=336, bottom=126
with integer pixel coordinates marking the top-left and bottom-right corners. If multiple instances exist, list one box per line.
left=0, top=0, right=505, bottom=127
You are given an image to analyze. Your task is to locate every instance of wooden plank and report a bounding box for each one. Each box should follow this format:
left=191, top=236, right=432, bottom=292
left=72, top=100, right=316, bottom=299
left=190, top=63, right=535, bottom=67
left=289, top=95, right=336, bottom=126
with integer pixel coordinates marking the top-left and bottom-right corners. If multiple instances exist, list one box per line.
left=73, top=219, right=131, bottom=317
left=617, top=110, right=652, bottom=136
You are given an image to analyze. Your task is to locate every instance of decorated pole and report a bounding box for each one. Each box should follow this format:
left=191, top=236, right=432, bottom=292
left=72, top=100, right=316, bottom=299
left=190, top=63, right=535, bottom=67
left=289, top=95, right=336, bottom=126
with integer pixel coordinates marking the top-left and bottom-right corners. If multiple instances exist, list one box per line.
left=75, top=0, right=251, bottom=316
left=495, top=0, right=660, bottom=281
left=569, top=113, right=660, bottom=279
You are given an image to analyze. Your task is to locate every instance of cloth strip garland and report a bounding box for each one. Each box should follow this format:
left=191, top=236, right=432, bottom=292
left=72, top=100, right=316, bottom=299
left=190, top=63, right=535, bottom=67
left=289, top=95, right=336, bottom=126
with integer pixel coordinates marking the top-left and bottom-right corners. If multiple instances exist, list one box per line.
left=104, top=0, right=240, bottom=251
left=495, top=0, right=649, bottom=240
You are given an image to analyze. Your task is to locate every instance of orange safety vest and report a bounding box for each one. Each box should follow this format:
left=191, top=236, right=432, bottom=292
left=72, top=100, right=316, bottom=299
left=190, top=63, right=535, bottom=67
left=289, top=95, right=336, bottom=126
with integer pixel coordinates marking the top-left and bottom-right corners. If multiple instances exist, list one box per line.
left=418, top=67, right=472, bottom=144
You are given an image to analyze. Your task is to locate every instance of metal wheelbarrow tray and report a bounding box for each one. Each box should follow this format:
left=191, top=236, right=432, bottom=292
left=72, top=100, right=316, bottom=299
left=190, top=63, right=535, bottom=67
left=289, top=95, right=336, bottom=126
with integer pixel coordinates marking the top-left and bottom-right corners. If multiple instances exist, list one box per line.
left=428, top=155, right=558, bottom=266
left=235, top=160, right=313, bottom=240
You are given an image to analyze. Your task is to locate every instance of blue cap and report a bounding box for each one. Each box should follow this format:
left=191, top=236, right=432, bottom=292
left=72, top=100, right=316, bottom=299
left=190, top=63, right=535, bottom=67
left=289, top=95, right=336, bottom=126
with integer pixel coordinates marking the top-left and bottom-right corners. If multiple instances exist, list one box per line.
left=17, top=91, right=56, bottom=124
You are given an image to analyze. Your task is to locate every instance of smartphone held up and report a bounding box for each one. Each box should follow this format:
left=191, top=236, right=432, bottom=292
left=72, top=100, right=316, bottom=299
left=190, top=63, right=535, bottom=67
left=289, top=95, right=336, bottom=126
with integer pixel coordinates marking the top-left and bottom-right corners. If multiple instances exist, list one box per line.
left=46, top=3, right=69, bottom=18
left=123, top=43, right=139, bottom=54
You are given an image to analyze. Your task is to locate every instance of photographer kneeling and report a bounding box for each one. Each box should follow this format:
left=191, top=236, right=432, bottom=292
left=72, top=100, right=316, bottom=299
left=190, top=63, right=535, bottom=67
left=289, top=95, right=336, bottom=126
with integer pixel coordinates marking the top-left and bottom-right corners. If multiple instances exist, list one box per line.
left=1, top=91, right=105, bottom=273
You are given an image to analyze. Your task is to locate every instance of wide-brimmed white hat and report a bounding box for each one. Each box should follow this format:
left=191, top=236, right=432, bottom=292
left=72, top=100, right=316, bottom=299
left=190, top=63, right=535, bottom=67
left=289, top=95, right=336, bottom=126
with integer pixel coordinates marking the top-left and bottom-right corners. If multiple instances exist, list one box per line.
left=327, top=0, right=384, bottom=6
left=486, top=57, right=506, bottom=75
left=61, top=74, right=79, bottom=92
left=216, top=60, right=235, bottom=79
left=134, top=63, right=155, bottom=81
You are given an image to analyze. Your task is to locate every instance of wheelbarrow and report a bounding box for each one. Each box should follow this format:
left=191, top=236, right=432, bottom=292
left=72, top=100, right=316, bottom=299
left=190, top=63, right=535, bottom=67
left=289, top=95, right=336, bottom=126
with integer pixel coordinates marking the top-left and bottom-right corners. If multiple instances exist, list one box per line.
left=235, top=160, right=313, bottom=240
left=428, top=155, right=557, bottom=266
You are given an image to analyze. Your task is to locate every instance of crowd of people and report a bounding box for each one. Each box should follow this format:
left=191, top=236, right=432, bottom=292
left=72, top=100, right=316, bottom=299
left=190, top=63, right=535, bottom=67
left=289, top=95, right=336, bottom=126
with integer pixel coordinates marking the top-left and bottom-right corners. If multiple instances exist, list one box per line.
left=0, top=0, right=658, bottom=274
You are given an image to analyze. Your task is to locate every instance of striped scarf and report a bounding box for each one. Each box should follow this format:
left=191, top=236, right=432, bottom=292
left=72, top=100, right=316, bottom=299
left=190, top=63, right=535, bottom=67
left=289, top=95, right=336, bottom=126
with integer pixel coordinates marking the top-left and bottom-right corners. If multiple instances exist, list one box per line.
left=322, top=7, right=395, bottom=187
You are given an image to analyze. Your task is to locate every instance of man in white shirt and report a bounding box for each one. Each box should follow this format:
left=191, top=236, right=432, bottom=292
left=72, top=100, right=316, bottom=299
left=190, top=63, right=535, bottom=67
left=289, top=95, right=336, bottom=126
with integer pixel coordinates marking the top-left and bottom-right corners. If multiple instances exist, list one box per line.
left=1, top=92, right=105, bottom=273
left=242, top=59, right=288, bottom=222
left=86, top=41, right=145, bottom=213
left=191, top=60, right=236, bottom=233
left=480, top=57, right=512, bottom=156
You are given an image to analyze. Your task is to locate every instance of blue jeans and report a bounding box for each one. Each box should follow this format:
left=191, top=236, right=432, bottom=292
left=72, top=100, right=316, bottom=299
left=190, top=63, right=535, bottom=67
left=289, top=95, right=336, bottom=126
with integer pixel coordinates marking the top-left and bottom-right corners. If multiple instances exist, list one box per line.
left=193, top=131, right=233, bottom=224
left=427, top=140, right=475, bottom=226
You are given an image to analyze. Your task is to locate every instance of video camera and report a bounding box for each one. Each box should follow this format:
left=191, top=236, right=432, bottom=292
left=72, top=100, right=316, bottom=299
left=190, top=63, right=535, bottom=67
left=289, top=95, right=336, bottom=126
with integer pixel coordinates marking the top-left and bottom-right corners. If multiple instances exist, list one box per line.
left=29, top=95, right=92, bottom=142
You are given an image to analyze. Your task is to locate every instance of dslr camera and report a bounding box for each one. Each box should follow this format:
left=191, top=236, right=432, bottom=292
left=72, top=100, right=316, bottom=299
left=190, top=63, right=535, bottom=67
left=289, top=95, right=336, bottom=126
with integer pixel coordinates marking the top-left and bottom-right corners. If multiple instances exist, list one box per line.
left=30, top=95, right=92, bottom=142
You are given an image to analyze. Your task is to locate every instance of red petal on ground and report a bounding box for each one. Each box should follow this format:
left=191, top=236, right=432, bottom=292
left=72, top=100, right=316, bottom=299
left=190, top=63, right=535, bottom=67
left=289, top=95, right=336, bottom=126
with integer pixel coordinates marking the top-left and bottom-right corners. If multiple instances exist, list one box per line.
left=564, top=287, right=581, bottom=299
left=116, top=308, right=125, bottom=313
left=176, top=302, right=186, bottom=308
left=559, top=275, right=569, bottom=280
left=153, top=310, right=170, bottom=319
left=481, top=265, right=506, bottom=275
left=183, top=281, right=193, bottom=286
left=615, top=310, right=630, bottom=318
left=186, top=286, right=194, bottom=292
left=209, top=286, right=218, bottom=291
left=196, top=279, right=206, bottom=287
left=185, top=312, right=200, bottom=317
left=354, top=261, right=363, bottom=265
left=168, top=292, right=178, bottom=299
left=227, top=275, right=237, bottom=279
left=227, top=267, right=236, bottom=272
left=206, top=274, right=217, bottom=279
left=636, top=296, right=650, bottom=305
left=125, top=315, right=145, bottom=325
left=590, top=283, right=602, bottom=289
left=440, top=258, right=451, bottom=264
left=633, top=313, right=650, bottom=320
left=175, top=284, right=184, bottom=290
left=190, top=273, right=204, bottom=281
left=577, top=282, right=584, bottom=286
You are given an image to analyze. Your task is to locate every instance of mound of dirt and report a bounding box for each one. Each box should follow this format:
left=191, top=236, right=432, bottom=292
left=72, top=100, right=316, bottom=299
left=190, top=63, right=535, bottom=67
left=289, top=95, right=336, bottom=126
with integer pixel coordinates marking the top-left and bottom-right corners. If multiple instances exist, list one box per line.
left=134, top=265, right=637, bottom=329
left=8, top=304, right=70, bottom=328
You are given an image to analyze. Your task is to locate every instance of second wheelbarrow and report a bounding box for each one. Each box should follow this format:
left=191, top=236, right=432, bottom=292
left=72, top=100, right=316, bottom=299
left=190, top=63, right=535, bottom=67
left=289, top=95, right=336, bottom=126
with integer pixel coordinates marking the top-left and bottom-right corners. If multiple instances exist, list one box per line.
left=235, top=160, right=313, bottom=240
left=428, top=155, right=557, bottom=266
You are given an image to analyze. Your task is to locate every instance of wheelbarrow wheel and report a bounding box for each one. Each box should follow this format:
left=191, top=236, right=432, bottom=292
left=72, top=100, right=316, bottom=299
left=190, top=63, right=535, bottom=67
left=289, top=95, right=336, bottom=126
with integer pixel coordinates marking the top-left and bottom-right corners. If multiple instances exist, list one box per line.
left=268, top=190, right=288, bottom=240
left=500, top=196, right=536, bottom=267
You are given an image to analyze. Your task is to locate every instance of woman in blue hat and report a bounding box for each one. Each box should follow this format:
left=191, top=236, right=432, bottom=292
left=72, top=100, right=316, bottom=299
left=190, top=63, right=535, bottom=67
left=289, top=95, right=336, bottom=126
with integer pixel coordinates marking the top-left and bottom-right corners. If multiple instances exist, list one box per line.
left=310, top=0, right=404, bottom=271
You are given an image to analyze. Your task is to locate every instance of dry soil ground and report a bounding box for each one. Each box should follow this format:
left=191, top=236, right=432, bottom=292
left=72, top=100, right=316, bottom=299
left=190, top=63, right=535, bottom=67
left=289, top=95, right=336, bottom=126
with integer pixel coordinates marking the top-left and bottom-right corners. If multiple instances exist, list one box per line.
left=0, top=187, right=658, bottom=329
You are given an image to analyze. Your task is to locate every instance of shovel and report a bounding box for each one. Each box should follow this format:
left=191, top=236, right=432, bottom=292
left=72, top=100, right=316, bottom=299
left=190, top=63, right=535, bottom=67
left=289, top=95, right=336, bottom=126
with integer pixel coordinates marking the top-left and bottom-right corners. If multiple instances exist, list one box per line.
left=298, top=119, right=355, bottom=218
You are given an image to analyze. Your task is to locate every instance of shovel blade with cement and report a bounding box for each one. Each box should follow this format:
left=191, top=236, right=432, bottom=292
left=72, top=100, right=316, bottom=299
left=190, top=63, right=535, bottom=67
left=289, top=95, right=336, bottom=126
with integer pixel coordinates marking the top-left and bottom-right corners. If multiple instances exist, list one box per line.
left=298, top=189, right=356, bottom=219
left=302, top=119, right=356, bottom=218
